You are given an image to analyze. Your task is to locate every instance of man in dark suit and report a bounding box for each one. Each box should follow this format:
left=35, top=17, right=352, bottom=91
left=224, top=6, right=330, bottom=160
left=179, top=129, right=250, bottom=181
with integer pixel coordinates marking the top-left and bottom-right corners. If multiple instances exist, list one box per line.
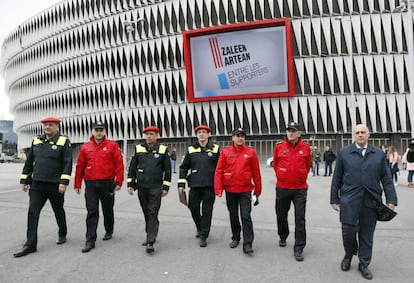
left=330, top=124, right=397, bottom=280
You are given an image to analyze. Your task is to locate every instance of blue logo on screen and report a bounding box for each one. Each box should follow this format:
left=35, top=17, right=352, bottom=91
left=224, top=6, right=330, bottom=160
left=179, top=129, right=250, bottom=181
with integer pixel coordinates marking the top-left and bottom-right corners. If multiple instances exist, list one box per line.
left=218, top=73, right=229, bottom=89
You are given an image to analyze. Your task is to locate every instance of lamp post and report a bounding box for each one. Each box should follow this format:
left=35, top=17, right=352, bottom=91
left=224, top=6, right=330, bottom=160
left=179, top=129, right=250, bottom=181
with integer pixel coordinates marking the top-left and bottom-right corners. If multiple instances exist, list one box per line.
left=395, top=1, right=414, bottom=139
left=122, top=18, right=145, bottom=166
left=336, top=16, right=355, bottom=140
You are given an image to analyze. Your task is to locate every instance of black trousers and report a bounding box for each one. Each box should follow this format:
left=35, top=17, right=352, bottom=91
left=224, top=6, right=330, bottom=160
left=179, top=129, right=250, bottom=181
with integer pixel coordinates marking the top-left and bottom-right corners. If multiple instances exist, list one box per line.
left=25, top=181, right=67, bottom=248
left=275, top=188, right=307, bottom=252
left=137, top=187, right=162, bottom=244
left=225, top=191, right=253, bottom=246
left=342, top=196, right=378, bottom=268
left=84, top=180, right=115, bottom=243
left=188, top=187, right=215, bottom=239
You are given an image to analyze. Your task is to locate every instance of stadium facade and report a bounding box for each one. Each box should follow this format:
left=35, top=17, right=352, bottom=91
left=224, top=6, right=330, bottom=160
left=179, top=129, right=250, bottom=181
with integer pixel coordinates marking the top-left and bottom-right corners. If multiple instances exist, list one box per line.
left=1, top=0, right=413, bottom=160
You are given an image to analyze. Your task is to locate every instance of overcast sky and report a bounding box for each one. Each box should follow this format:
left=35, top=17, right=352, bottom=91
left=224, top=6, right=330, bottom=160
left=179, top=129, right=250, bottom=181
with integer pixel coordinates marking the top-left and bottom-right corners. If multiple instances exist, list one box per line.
left=0, top=0, right=62, bottom=120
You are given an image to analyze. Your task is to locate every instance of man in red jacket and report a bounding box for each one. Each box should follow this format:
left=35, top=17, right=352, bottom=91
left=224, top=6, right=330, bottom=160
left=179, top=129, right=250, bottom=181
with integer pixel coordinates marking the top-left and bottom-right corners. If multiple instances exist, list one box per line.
left=215, top=128, right=261, bottom=254
left=75, top=121, right=124, bottom=253
left=273, top=121, right=312, bottom=261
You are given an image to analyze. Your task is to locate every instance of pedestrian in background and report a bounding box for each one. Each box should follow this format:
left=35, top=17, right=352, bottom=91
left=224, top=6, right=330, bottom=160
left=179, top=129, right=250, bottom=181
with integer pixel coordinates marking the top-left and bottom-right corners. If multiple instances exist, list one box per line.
left=74, top=121, right=124, bottom=253
left=323, top=145, right=336, bottom=176
left=14, top=117, right=72, bottom=257
left=311, top=146, right=321, bottom=176
left=215, top=128, right=261, bottom=254
left=127, top=126, right=171, bottom=254
left=170, top=148, right=177, bottom=173
left=405, top=141, right=414, bottom=188
left=273, top=121, right=312, bottom=262
left=178, top=125, right=220, bottom=247
left=387, top=145, right=399, bottom=186
left=330, top=124, right=397, bottom=280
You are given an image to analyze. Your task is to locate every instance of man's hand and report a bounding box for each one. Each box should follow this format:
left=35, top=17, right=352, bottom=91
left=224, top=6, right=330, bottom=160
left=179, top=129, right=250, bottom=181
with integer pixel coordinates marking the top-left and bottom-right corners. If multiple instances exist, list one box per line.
left=387, top=203, right=395, bottom=210
left=161, top=190, right=168, bottom=197
left=22, top=184, right=29, bottom=192
left=115, top=185, right=121, bottom=191
left=217, top=193, right=222, bottom=198
left=127, top=187, right=134, bottom=195
left=331, top=203, right=340, bottom=212
left=58, top=184, right=67, bottom=194
left=74, top=188, right=81, bottom=195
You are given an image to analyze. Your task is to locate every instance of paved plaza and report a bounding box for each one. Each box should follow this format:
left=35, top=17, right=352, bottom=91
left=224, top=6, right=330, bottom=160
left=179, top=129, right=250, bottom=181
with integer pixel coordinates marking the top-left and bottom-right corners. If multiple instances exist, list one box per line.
left=0, top=162, right=413, bottom=283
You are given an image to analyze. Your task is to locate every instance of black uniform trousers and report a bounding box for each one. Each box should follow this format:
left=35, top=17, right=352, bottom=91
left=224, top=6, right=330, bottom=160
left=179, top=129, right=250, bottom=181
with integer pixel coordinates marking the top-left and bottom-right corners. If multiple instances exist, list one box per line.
left=25, top=181, right=67, bottom=248
left=225, top=191, right=254, bottom=247
left=342, top=195, right=378, bottom=268
left=188, top=187, right=215, bottom=239
left=84, top=180, right=115, bottom=243
left=137, top=187, right=162, bottom=244
left=276, top=188, right=307, bottom=252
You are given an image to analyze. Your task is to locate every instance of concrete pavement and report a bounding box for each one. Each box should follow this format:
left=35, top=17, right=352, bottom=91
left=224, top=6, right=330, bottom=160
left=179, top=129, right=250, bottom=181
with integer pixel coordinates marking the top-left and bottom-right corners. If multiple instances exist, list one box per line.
left=0, top=163, right=413, bottom=283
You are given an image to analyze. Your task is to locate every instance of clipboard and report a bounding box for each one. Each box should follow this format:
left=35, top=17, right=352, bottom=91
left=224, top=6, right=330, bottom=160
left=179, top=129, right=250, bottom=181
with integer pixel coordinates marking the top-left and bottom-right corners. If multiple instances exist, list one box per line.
left=178, top=189, right=188, bottom=206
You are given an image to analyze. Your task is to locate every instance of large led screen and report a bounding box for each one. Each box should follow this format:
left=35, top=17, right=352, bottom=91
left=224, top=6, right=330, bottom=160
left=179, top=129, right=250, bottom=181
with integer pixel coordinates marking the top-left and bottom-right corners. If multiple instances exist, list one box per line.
left=183, top=19, right=295, bottom=102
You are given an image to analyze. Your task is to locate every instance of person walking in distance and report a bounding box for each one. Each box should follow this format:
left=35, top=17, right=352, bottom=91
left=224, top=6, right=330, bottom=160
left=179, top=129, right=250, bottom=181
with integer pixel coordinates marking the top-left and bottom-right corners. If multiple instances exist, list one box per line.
left=215, top=128, right=261, bottom=254
left=311, top=146, right=321, bottom=176
left=127, top=126, right=171, bottom=253
left=273, top=121, right=312, bottom=262
left=178, top=125, right=220, bottom=247
left=170, top=148, right=177, bottom=173
left=74, top=121, right=124, bottom=253
left=323, top=145, right=336, bottom=176
left=330, top=124, right=397, bottom=280
left=14, top=117, right=72, bottom=257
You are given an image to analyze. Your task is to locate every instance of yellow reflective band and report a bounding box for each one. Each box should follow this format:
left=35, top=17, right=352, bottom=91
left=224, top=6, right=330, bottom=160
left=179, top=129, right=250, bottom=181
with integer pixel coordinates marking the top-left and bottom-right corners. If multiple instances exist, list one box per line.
left=163, top=181, right=171, bottom=186
left=136, top=145, right=147, bottom=153
left=56, top=136, right=67, bottom=146
left=188, top=146, right=201, bottom=154
left=127, top=178, right=133, bottom=183
left=178, top=179, right=187, bottom=183
left=191, top=169, right=198, bottom=173
left=212, top=144, right=219, bottom=153
left=159, top=145, right=167, bottom=154
left=21, top=174, right=29, bottom=179
left=60, top=174, right=71, bottom=180
left=138, top=169, right=144, bottom=172
left=33, top=137, right=43, bottom=145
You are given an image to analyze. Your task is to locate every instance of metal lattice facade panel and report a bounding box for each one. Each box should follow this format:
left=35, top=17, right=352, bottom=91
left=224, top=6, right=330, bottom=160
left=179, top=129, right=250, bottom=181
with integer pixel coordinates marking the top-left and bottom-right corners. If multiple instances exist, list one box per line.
left=0, top=0, right=413, bottom=149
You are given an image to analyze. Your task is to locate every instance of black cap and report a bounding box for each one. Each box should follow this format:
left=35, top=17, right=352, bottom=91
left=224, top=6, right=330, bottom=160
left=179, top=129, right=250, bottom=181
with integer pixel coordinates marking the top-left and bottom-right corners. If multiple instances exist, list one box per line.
left=92, top=121, right=106, bottom=130
left=286, top=121, right=301, bottom=131
left=232, top=128, right=246, bottom=136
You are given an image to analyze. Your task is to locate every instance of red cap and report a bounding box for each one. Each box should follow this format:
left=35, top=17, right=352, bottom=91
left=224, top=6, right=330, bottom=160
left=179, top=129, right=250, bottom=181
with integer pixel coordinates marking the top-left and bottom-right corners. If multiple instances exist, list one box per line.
left=40, top=117, right=61, bottom=124
left=143, top=126, right=160, bottom=134
left=194, top=125, right=211, bottom=133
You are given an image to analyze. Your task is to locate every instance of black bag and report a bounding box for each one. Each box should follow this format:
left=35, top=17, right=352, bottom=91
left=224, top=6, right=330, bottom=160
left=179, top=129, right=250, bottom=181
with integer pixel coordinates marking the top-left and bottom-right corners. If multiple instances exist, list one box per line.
left=377, top=203, right=397, bottom=221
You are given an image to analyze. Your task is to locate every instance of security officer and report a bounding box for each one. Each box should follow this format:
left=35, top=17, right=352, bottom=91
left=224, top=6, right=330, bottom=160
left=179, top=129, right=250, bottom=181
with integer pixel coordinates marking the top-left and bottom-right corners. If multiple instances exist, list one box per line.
left=74, top=121, right=124, bottom=253
left=178, top=125, right=220, bottom=247
left=14, top=117, right=72, bottom=257
left=127, top=126, right=171, bottom=254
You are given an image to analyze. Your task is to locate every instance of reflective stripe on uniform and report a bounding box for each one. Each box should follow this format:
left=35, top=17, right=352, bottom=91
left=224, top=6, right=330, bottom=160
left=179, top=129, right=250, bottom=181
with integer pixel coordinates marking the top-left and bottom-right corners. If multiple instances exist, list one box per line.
left=207, top=144, right=219, bottom=153
left=188, top=146, right=201, bottom=154
left=56, top=136, right=67, bottom=146
left=127, top=178, right=133, bottom=183
left=60, top=174, right=71, bottom=180
left=178, top=178, right=187, bottom=183
left=159, top=145, right=167, bottom=154
left=21, top=174, right=29, bottom=179
left=33, top=137, right=43, bottom=145
left=136, top=145, right=147, bottom=153
left=163, top=180, right=171, bottom=186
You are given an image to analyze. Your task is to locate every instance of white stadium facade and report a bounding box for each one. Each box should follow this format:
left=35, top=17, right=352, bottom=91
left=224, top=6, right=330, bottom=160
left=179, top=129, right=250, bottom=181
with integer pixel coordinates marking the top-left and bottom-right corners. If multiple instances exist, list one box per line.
left=1, top=0, right=413, bottom=160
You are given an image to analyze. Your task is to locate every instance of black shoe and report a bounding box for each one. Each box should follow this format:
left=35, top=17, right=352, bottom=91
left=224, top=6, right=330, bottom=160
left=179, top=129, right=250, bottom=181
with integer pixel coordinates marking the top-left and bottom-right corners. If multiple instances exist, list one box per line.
left=199, top=237, right=207, bottom=247
left=81, top=242, right=95, bottom=253
left=294, top=250, right=304, bottom=262
left=195, top=231, right=201, bottom=238
left=103, top=232, right=113, bottom=241
left=146, top=243, right=154, bottom=254
left=13, top=246, right=37, bottom=257
left=229, top=240, right=240, bottom=248
left=358, top=264, right=373, bottom=280
left=243, top=244, right=254, bottom=254
left=142, top=239, right=156, bottom=246
left=56, top=236, right=66, bottom=245
left=341, top=255, right=352, bottom=271
left=279, top=239, right=286, bottom=247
